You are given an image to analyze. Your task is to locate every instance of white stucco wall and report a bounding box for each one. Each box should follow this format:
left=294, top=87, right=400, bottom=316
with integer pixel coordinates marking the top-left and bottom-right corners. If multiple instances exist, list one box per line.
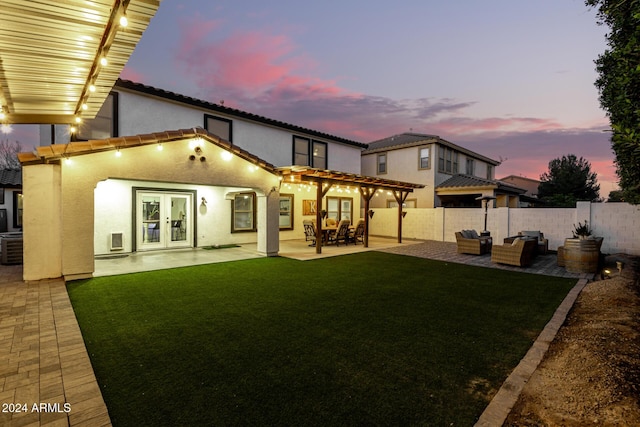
left=93, top=179, right=266, bottom=255
left=368, top=201, right=640, bottom=255
left=115, top=90, right=363, bottom=173
left=22, top=164, right=62, bottom=281
left=23, top=136, right=281, bottom=280
left=277, top=183, right=363, bottom=241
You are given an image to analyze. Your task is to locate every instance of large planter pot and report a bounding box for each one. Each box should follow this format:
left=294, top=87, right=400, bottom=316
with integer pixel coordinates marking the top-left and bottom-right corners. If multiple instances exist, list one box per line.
left=564, top=237, right=603, bottom=274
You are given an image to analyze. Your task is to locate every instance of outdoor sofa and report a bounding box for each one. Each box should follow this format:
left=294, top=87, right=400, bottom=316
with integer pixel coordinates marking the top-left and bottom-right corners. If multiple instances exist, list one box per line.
left=518, top=230, right=549, bottom=254
left=455, top=230, right=492, bottom=255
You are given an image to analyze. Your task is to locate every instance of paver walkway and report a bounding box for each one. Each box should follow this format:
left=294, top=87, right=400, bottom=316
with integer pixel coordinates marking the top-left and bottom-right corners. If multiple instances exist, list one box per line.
left=0, top=266, right=110, bottom=427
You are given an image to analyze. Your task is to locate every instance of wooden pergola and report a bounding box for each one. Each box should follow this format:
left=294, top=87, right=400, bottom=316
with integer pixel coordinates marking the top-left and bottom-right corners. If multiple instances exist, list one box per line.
left=277, top=167, right=425, bottom=254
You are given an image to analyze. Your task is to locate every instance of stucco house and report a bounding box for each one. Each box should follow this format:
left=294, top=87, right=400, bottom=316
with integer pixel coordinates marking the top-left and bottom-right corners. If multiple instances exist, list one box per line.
left=24, top=82, right=424, bottom=281
left=39, top=79, right=377, bottom=240
left=361, top=132, right=526, bottom=208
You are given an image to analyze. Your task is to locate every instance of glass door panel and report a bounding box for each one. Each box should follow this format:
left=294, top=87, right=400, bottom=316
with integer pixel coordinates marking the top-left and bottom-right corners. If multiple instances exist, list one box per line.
left=137, top=191, right=192, bottom=251
left=141, top=195, right=162, bottom=247
left=168, top=195, right=190, bottom=246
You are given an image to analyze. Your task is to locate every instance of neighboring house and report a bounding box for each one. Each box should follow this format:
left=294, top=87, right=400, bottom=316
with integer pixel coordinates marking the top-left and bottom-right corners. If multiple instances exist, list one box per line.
left=499, top=175, right=542, bottom=207
left=361, top=133, right=520, bottom=208
left=0, top=169, right=22, bottom=232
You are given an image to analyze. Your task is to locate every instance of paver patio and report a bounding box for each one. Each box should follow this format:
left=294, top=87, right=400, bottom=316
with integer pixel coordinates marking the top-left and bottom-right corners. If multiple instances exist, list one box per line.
left=0, top=266, right=110, bottom=427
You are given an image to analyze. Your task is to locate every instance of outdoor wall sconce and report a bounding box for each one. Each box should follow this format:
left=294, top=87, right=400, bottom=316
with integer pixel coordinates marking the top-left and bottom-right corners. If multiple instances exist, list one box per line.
left=368, top=209, right=375, bottom=218
left=201, top=197, right=207, bottom=206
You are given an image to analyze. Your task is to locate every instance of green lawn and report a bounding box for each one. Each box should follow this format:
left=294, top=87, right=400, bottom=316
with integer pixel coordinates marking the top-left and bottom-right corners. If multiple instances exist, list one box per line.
left=67, top=252, right=576, bottom=426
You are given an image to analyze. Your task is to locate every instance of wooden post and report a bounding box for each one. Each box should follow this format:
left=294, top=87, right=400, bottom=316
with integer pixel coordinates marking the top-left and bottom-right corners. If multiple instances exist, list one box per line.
left=314, top=180, right=333, bottom=254
left=315, top=181, right=323, bottom=254
left=393, top=190, right=410, bottom=243
left=359, top=187, right=376, bottom=248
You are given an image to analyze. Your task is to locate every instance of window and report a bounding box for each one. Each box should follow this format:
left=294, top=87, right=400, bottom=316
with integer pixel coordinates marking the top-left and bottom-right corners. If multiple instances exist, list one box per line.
left=204, top=115, right=232, bottom=142
left=293, top=137, right=327, bottom=168
left=293, top=136, right=310, bottom=165
left=13, top=192, right=22, bottom=229
left=377, top=153, right=387, bottom=174
left=438, top=146, right=459, bottom=174
left=312, top=141, right=327, bottom=169
left=419, top=147, right=430, bottom=169
left=326, top=197, right=352, bottom=222
left=487, top=164, right=493, bottom=180
left=77, top=92, right=118, bottom=140
left=387, top=199, right=417, bottom=208
left=232, top=193, right=256, bottom=232
left=466, top=158, right=475, bottom=175
left=279, top=194, right=294, bottom=230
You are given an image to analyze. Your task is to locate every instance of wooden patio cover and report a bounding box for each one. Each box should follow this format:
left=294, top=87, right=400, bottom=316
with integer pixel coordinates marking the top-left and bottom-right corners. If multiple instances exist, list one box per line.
left=277, top=166, right=425, bottom=253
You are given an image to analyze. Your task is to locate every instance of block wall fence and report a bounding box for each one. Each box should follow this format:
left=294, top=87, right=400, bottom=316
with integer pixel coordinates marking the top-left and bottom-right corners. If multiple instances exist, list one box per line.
left=367, top=201, right=640, bottom=256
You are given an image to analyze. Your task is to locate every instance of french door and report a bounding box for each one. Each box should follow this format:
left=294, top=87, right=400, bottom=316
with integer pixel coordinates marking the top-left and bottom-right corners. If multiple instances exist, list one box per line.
left=136, top=191, right=193, bottom=250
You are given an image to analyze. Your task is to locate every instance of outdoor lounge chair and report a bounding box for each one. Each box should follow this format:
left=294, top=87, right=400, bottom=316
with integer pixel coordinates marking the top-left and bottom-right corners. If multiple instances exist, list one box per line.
left=491, top=238, right=537, bottom=267
left=455, top=230, right=492, bottom=255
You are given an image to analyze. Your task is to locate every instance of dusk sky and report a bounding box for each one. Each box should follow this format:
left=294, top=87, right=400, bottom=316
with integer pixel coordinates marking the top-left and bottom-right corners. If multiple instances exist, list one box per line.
left=7, top=0, right=617, bottom=195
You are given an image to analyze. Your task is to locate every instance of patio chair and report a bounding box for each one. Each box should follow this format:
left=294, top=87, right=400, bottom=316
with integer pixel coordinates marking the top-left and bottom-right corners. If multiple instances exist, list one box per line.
left=518, top=230, right=549, bottom=255
left=303, top=220, right=316, bottom=246
left=491, top=238, right=537, bottom=267
left=455, top=230, right=491, bottom=255
left=350, top=219, right=365, bottom=244
left=328, top=219, right=351, bottom=246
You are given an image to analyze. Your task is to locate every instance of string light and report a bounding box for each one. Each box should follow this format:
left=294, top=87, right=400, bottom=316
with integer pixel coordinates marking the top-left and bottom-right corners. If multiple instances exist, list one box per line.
left=89, top=84, right=96, bottom=92
left=115, top=149, right=122, bottom=157
left=119, top=14, right=128, bottom=27
left=100, top=57, right=108, bottom=66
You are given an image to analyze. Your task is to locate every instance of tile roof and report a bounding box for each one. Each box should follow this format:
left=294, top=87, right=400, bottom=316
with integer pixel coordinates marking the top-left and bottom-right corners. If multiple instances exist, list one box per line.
left=0, top=169, right=21, bottom=187
left=362, top=132, right=500, bottom=166
left=278, top=166, right=425, bottom=192
left=18, top=128, right=278, bottom=174
left=115, top=79, right=367, bottom=149
left=364, top=133, right=440, bottom=151
left=436, top=174, right=526, bottom=194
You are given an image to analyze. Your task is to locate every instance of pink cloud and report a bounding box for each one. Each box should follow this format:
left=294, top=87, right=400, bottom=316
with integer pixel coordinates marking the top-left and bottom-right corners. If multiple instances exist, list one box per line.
left=168, top=21, right=618, bottom=196
left=174, top=16, right=349, bottom=106
left=120, top=66, right=147, bottom=83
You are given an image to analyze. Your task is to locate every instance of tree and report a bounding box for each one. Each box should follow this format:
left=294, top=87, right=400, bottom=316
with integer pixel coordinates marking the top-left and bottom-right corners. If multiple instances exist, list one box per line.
left=607, top=189, right=625, bottom=202
left=538, top=154, right=600, bottom=207
left=586, top=0, right=640, bottom=204
left=0, top=139, right=22, bottom=169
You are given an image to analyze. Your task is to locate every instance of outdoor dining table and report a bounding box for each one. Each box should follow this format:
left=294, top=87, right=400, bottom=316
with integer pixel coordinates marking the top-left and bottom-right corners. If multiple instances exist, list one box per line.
left=320, top=225, right=354, bottom=245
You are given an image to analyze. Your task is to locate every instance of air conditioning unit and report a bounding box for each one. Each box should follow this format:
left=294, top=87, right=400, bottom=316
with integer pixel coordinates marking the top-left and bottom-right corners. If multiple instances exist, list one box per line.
left=110, top=232, right=124, bottom=251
